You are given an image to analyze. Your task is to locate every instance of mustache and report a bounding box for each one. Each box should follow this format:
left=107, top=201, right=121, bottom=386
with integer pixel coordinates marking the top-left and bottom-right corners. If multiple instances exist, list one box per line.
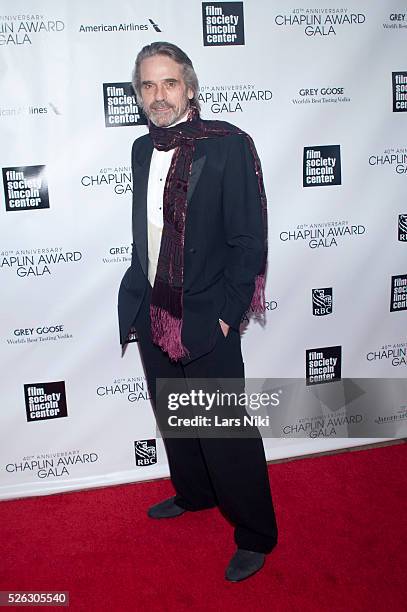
left=150, top=102, right=174, bottom=111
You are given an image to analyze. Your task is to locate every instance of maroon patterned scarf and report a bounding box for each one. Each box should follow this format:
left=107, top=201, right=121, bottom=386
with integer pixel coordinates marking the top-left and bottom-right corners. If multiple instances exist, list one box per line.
left=148, top=106, right=268, bottom=361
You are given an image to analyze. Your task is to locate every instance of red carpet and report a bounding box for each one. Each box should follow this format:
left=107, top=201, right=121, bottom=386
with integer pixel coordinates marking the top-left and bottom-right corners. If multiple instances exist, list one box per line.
left=1, top=443, right=406, bottom=612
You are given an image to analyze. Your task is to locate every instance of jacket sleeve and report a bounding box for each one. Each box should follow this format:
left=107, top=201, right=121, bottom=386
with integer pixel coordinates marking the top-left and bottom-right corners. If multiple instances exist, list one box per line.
left=219, top=134, right=266, bottom=330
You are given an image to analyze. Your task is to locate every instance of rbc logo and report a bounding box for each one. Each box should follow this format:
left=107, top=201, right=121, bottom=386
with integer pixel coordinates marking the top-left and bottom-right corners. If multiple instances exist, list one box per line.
left=312, top=288, right=333, bottom=316
left=398, top=214, right=407, bottom=241
left=135, top=439, right=157, bottom=466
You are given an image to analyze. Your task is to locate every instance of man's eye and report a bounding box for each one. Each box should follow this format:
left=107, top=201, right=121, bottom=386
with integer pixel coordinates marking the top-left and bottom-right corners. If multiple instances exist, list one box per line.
left=166, top=81, right=176, bottom=88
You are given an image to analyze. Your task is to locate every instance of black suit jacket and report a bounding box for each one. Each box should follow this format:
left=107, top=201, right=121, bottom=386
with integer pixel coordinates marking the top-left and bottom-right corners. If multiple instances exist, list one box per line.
left=118, top=121, right=266, bottom=365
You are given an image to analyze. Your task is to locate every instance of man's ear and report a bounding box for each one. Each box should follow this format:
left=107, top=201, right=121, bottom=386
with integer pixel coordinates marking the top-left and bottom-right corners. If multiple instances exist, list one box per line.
left=187, top=88, right=194, bottom=100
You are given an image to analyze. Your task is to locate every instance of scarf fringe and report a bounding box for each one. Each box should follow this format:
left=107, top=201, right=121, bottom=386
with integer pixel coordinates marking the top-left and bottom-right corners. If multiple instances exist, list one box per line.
left=150, top=304, right=190, bottom=361
left=250, top=274, right=266, bottom=313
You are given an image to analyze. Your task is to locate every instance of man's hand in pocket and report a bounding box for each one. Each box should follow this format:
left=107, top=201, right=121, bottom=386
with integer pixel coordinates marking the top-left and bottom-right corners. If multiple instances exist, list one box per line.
left=219, top=318, right=230, bottom=338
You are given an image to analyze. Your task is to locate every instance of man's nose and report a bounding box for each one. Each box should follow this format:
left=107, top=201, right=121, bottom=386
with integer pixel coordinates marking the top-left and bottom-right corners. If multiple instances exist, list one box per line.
left=154, top=83, right=166, bottom=101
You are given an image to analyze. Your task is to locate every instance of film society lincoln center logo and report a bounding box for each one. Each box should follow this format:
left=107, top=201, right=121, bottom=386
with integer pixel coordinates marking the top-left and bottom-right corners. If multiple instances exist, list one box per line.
left=24, top=381, right=68, bottom=422
left=135, top=439, right=157, bottom=466
left=202, top=2, right=245, bottom=46
left=392, top=72, right=407, bottom=112
left=2, top=165, right=49, bottom=211
left=303, top=145, right=341, bottom=187
left=103, top=82, right=147, bottom=127
left=390, top=274, right=407, bottom=312
left=306, top=346, right=342, bottom=386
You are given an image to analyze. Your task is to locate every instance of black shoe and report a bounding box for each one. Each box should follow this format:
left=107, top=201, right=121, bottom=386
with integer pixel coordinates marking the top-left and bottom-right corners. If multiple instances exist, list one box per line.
left=225, top=549, right=266, bottom=582
left=147, top=496, right=187, bottom=519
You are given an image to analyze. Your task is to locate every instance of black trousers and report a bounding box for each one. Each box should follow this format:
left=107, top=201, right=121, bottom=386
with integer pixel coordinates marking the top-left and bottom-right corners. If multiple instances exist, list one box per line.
left=133, top=283, right=278, bottom=554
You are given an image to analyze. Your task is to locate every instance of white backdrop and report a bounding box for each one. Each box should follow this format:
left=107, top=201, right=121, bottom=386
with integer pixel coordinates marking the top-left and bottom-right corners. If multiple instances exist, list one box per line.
left=0, top=0, right=406, bottom=500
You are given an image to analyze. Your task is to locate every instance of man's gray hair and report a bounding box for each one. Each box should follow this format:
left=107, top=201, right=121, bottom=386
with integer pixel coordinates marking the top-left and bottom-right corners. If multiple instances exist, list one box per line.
left=132, top=41, right=201, bottom=112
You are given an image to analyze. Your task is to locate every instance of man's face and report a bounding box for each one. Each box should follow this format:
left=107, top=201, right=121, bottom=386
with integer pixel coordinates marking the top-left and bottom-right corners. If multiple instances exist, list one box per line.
left=139, top=54, right=194, bottom=127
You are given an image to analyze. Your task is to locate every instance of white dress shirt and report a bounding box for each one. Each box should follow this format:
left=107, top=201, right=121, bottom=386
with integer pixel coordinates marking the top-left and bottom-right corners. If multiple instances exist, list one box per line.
left=146, top=112, right=188, bottom=286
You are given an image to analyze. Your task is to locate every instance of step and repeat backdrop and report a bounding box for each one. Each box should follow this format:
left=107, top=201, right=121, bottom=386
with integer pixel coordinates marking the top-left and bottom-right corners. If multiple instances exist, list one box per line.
left=0, top=0, right=406, bottom=500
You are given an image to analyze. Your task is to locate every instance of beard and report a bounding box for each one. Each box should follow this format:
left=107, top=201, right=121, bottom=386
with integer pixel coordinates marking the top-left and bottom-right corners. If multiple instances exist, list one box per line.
left=145, top=97, right=190, bottom=127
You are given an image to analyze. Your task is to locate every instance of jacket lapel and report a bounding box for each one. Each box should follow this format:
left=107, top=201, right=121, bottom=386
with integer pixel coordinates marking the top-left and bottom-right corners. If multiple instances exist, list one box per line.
left=132, top=142, right=153, bottom=277
left=187, top=155, right=206, bottom=203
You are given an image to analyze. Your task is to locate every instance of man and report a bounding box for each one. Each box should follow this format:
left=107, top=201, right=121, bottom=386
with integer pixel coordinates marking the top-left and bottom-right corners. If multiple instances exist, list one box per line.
left=118, top=42, right=278, bottom=582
